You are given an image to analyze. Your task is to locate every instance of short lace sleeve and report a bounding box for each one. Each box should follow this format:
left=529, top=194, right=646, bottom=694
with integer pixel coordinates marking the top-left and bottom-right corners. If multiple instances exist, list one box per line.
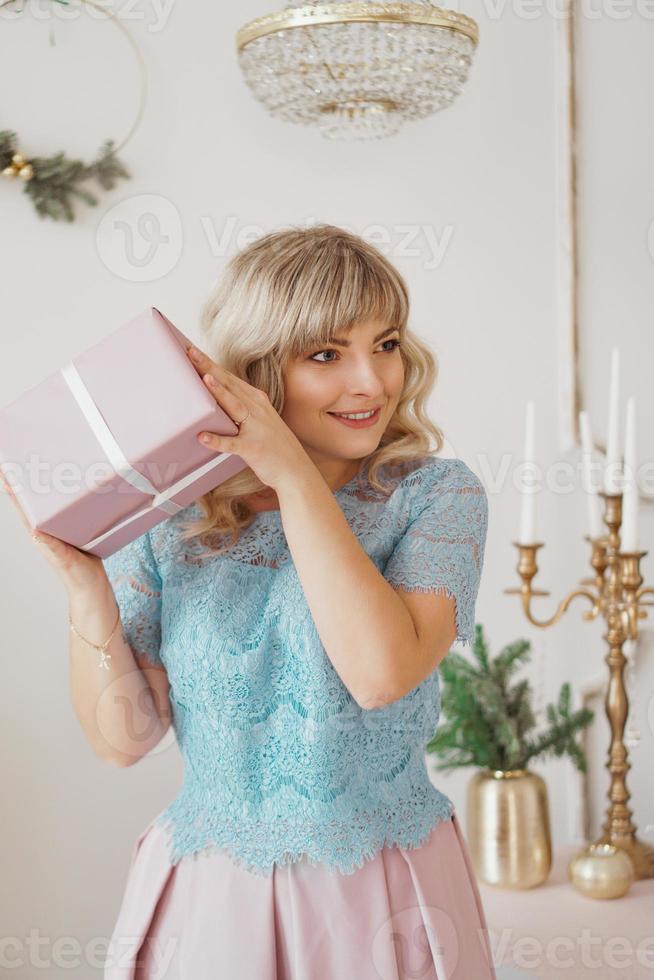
left=101, top=530, right=163, bottom=668
left=383, top=459, right=488, bottom=646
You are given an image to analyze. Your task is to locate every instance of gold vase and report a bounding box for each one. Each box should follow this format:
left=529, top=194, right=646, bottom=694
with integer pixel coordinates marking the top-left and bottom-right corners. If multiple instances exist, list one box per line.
left=466, top=768, right=552, bottom=888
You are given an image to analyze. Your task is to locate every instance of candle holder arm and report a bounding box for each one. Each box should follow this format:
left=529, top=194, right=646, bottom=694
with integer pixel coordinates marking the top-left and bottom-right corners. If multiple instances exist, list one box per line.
left=504, top=541, right=600, bottom=628
left=503, top=583, right=599, bottom=628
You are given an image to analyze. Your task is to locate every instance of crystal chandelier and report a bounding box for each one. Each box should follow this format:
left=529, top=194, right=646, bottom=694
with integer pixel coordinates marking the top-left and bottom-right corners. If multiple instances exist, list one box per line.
left=236, top=1, right=480, bottom=140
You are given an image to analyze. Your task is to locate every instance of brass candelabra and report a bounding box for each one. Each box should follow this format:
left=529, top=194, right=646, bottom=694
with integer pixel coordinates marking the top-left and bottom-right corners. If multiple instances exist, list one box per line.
left=504, top=490, right=654, bottom=878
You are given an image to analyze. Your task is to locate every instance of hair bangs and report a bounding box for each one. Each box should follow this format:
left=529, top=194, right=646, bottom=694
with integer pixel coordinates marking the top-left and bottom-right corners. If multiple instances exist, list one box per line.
left=276, top=239, right=409, bottom=361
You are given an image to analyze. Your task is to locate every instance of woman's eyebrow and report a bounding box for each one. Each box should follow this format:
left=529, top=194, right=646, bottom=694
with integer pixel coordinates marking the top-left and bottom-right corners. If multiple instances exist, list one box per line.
left=328, top=326, right=399, bottom=348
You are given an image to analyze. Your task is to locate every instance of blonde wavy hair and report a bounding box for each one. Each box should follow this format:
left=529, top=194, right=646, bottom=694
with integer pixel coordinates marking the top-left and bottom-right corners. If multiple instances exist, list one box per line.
left=178, top=223, right=445, bottom=554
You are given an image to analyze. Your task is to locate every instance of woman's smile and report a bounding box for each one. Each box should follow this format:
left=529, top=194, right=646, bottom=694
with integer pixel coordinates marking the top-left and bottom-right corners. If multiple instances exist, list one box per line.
left=326, top=406, right=382, bottom=428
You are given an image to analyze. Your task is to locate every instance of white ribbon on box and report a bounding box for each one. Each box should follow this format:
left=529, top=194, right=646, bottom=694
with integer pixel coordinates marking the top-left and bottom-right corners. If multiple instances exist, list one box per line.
left=61, top=362, right=234, bottom=552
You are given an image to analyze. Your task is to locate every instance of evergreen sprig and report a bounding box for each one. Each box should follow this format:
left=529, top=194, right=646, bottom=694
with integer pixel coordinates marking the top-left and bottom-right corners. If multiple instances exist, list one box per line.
left=0, top=129, right=130, bottom=222
left=426, top=623, right=594, bottom=773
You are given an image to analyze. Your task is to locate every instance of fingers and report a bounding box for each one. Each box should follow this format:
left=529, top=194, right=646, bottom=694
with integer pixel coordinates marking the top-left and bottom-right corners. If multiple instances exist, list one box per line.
left=187, top=347, right=242, bottom=395
left=197, top=430, right=236, bottom=453
left=186, top=345, right=214, bottom=376
left=1, top=472, right=43, bottom=539
left=1, top=476, right=29, bottom=526
left=201, top=372, right=248, bottom=422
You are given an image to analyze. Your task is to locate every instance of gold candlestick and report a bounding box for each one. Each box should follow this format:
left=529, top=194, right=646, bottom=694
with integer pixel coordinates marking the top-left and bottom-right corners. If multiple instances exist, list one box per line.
left=504, top=489, right=654, bottom=879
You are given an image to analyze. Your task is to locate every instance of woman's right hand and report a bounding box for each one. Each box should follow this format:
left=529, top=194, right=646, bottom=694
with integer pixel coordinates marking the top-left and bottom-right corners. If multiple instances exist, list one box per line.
left=1, top=471, right=108, bottom=595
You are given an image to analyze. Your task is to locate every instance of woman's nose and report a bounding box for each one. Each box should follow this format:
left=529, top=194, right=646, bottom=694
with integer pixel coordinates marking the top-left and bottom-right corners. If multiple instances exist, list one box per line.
left=344, top=360, right=387, bottom=389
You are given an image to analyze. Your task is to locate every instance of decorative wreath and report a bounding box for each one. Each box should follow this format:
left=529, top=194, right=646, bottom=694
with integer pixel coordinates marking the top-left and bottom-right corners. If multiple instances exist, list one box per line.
left=0, top=0, right=147, bottom=222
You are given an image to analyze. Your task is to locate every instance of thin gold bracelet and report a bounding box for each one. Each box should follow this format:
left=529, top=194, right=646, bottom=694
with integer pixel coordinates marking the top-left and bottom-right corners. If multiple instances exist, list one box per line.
left=69, top=605, right=122, bottom=671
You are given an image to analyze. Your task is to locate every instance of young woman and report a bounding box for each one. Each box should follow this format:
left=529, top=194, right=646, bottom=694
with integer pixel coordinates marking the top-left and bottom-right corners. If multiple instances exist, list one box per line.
left=6, top=224, right=495, bottom=978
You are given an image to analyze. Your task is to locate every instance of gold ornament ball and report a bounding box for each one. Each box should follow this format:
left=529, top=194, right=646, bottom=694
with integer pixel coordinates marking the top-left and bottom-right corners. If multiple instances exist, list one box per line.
left=2, top=152, right=33, bottom=180
left=568, top=843, right=635, bottom=899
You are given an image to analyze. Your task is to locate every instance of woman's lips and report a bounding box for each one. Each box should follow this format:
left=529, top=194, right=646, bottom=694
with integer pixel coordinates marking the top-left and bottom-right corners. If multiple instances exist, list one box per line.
left=327, top=407, right=381, bottom=428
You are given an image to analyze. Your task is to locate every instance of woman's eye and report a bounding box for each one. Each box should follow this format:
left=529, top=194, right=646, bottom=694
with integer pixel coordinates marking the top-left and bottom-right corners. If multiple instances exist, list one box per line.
left=308, top=339, right=401, bottom=363
left=309, top=349, right=338, bottom=363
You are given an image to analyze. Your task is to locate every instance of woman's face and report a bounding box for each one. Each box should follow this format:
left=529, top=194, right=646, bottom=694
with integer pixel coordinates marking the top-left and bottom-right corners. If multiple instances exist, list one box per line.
left=281, top=318, right=405, bottom=477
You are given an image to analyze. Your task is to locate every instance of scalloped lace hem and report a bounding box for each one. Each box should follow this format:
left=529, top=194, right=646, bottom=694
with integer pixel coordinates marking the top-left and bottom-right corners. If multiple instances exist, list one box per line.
left=153, top=797, right=455, bottom=878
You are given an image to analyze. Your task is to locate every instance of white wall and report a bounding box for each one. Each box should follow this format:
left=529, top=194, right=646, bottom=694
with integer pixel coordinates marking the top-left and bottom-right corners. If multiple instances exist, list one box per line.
left=1, top=0, right=652, bottom=976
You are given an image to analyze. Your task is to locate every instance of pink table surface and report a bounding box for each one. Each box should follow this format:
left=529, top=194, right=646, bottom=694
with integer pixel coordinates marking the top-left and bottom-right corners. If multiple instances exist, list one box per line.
left=479, top=843, right=654, bottom=980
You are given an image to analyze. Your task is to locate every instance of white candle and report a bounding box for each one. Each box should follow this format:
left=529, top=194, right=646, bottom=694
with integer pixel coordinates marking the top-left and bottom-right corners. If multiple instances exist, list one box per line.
left=604, top=347, right=621, bottom=494
left=579, top=410, right=603, bottom=539
left=621, top=396, right=639, bottom=552
left=519, top=400, right=537, bottom=544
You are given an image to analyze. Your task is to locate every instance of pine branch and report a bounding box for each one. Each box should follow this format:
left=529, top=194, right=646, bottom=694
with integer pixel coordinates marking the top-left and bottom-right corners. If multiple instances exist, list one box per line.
left=491, top=638, right=531, bottom=687
left=0, top=130, right=18, bottom=169
left=519, top=682, right=594, bottom=772
left=1, top=134, right=131, bottom=222
left=426, top=625, right=594, bottom=775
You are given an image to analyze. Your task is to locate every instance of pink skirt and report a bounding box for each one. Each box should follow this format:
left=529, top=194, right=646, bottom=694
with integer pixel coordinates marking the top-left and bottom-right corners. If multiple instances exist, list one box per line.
left=104, top=810, right=497, bottom=979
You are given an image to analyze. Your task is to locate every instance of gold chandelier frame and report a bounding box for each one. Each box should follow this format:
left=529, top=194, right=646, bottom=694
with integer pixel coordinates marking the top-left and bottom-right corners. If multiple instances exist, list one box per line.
left=236, top=2, right=480, bottom=52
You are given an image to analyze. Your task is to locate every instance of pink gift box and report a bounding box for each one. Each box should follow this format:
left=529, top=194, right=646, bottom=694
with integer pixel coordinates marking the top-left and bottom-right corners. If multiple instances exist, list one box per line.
left=0, top=307, right=250, bottom=557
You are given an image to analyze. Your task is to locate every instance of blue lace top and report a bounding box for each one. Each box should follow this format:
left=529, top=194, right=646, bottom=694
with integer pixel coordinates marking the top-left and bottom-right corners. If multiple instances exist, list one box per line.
left=102, top=454, right=488, bottom=877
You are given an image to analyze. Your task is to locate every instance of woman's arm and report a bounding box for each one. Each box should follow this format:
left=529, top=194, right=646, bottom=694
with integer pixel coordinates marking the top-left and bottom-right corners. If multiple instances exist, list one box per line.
left=68, top=578, right=172, bottom=766
left=181, top=347, right=477, bottom=706
left=275, top=463, right=457, bottom=709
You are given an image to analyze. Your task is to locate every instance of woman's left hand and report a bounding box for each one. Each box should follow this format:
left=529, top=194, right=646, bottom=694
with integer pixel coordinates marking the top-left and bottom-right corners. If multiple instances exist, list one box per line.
left=186, top=345, right=309, bottom=491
